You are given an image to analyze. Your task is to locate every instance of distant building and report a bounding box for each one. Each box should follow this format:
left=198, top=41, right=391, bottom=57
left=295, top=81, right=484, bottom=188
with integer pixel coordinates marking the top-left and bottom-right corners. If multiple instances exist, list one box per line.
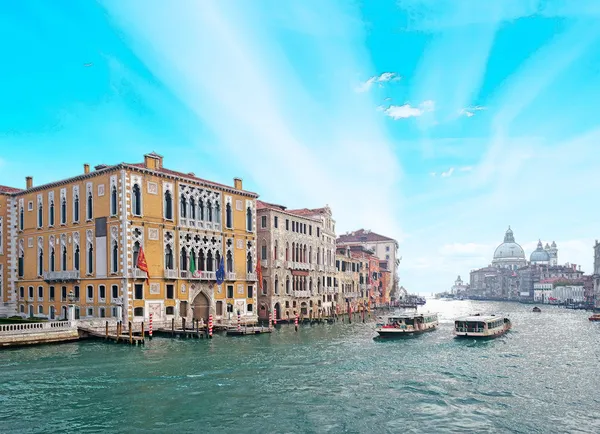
left=450, top=275, right=468, bottom=295
left=491, top=227, right=527, bottom=270
left=594, top=240, right=600, bottom=308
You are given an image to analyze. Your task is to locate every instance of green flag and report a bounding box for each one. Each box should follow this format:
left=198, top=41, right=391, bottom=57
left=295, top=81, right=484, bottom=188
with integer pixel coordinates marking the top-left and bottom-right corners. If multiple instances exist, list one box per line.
left=189, top=253, right=196, bottom=275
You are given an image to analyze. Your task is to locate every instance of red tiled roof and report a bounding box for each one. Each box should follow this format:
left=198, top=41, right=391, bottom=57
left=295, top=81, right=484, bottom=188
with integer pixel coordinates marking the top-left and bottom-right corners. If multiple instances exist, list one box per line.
left=337, top=229, right=395, bottom=243
left=256, top=200, right=287, bottom=211
left=287, top=207, right=328, bottom=217
left=127, top=163, right=258, bottom=197
left=0, top=185, right=21, bottom=194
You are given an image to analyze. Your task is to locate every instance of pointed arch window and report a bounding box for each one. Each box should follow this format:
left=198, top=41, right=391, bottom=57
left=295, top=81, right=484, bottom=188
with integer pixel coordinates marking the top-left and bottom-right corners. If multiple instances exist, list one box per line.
left=226, top=251, right=233, bottom=273
left=132, top=184, right=141, bottom=216
left=206, top=251, right=214, bottom=272
left=86, top=192, right=93, bottom=220
left=74, top=245, right=80, bottom=271
left=180, top=195, right=187, bottom=219
left=199, top=199, right=205, bottom=220
left=73, top=195, right=79, bottom=222
left=164, top=190, right=173, bottom=220
left=61, top=197, right=67, bottom=224
left=274, top=276, right=279, bottom=295
left=165, top=245, right=174, bottom=270
left=206, top=200, right=212, bottom=222
left=286, top=242, right=289, bottom=261
left=226, top=203, right=232, bottom=228
left=274, top=240, right=278, bottom=260
left=246, top=252, right=253, bottom=274
left=87, top=242, right=94, bottom=274
left=61, top=246, right=67, bottom=271
left=215, top=203, right=221, bottom=224
left=111, top=241, right=118, bottom=273
left=246, top=206, right=253, bottom=231
left=18, top=251, right=24, bottom=277
left=49, top=200, right=55, bottom=226
left=133, top=242, right=140, bottom=268
left=50, top=247, right=55, bottom=272
left=111, top=186, right=118, bottom=216
left=190, top=198, right=196, bottom=219
left=37, top=202, right=43, bottom=228
left=38, top=248, right=44, bottom=276
left=215, top=251, right=221, bottom=271
left=286, top=277, right=290, bottom=295
left=180, top=248, right=188, bottom=273
left=19, top=207, right=24, bottom=231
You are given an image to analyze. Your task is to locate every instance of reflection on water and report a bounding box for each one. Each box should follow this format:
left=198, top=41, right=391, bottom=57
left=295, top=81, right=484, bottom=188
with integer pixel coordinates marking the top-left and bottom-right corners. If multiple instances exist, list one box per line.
left=1, top=300, right=599, bottom=433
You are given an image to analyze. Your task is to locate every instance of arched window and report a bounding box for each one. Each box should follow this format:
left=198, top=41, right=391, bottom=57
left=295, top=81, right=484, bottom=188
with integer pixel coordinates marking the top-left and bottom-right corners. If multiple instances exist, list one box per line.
left=309, top=279, right=313, bottom=294
left=49, top=200, right=55, bottom=226
left=226, top=203, right=232, bottom=228
left=262, top=279, right=268, bottom=295
left=190, top=198, right=196, bottom=219
left=19, top=207, right=24, bottom=230
left=86, top=192, right=93, bottom=220
left=198, top=250, right=205, bottom=271
left=62, top=246, right=67, bottom=271
left=111, top=186, right=118, bottom=216
left=50, top=247, right=55, bottom=272
left=286, top=277, right=290, bottom=294
left=309, top=246, right=312, bottom=264
left=111, top=241, right=118, bottom=273
left=73, top=195, right=79, bottom=222
left=165, top=245, right=173, bottom=270
left=199, top=199, right=204, bottom=220
left=274, top=240, right=278, bottom=260
left=215, top=251, right=221, bottom=271
left=61, top=197, right=67, bottom=224
left=180, top=195, right=187, bottom=218
left=246, top=252, right=252, bottom=274
left=206, top=200, right=212, bottom=222
left=274, top=276, right=279, bottom=295
left=291, top=242, right=295, bottom=261
left=180, top=248, right=188, bottom=272
left=87, top=243, right=94, bottom=274
left=74, top=245, right=80, bottom=271
left=38, top=202, right=43, bottom=228
left=286, top=242, right=289, bottom=261
left=164, top=190, right=173, bottom=220
left=303, top=246, right=307, bottom=263
left=206, top=251, right=214, bottom=272
left=133, top=242, right=140, bottom=268
left=38, top=248, right=43, bottom=276
left=215, top=203, right=221, bottom=224
left=226, top=251, right=233, bottom=273
left=132, top=184, right=141, bottom=216
left=246, top=206, right=252, bottom=231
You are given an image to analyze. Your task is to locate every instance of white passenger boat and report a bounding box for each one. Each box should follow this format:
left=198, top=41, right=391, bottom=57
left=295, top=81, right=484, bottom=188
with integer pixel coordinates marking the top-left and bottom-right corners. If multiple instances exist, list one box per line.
left=454, top=315, right=511, bottom=339
left=375, top=313, right=438, bottom=337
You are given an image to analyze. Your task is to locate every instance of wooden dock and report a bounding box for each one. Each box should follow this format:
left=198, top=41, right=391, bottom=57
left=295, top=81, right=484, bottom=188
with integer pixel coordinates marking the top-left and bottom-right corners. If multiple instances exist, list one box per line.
left=226, top=326, right=273, bottom=336
left=78, top=326, right=145, bottom=346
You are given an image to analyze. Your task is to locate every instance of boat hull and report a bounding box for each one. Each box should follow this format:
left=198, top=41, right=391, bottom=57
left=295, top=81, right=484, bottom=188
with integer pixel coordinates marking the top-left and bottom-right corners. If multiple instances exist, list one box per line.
left=454, top=325, right=510, bottom=339
left=376, top=324, right=437, bottom=338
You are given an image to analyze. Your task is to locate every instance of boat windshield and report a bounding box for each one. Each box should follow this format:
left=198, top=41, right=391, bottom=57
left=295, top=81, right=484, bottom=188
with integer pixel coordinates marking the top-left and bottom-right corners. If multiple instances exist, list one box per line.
left=454, top=321, right=485, bottom=333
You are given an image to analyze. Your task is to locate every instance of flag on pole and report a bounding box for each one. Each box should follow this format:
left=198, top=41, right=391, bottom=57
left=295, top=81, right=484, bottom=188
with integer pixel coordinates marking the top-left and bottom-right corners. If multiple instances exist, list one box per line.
left=216, top=257, right=225, bottom=285
left=189, top=252, right=196, bottom=276
left=137, top=246, right=150, bottom=284
left=256, top=259, right=263, bottom=291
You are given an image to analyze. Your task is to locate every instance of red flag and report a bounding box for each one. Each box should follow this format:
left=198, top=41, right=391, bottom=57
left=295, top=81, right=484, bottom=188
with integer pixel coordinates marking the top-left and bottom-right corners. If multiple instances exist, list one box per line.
left=137, top=246, right=149, bottom=284
left=256, top=259, right=263, bottom=291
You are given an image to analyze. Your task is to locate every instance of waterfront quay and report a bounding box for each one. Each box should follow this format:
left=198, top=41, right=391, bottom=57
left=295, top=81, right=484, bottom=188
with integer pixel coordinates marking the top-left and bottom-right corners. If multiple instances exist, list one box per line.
left=1, top=300, right=599, bottom=434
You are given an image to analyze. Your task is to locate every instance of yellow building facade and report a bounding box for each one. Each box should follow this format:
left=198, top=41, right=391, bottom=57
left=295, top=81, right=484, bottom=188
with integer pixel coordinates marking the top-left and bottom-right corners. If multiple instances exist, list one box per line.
left=0, top=153, right=258, bottom=325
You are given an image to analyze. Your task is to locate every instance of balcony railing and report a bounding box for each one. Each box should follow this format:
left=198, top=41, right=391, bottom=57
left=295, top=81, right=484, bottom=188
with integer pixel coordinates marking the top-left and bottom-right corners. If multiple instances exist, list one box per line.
left=310, top=264, right=315, bottom=271
left=261, top=259, right=268, bottom=267
left=179, top=270, right=216, bottom=280
left=274, top=260, right=282, bottom=268
left=285, top=261, right=293, bottom=269
left=132, top=268, right=148, bottom=279
left=164, top=268, right=178, bottom=279
left=318, top=265, right=324, bottom=272
left=247, top=272, right=257, bottom=281
left=360, top=284, right=366, bottom=290
left=294, top=290, right=311, bottom=298
left=42, top=271, right=80, bottom=282
left=226, top=272, right=237, bottom=281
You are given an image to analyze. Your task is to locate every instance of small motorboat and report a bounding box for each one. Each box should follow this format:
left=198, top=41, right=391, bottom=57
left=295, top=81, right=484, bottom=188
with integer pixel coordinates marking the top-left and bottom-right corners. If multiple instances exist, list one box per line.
left=532, top=306, right=541, bottom=313
left=588, top=314, right=600, bottom=322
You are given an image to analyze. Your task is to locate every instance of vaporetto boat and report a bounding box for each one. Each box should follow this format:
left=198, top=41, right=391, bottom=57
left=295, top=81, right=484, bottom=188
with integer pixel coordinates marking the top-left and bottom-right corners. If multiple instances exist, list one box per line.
left=375, top=313, right=439, bottom=337
left=454, top=315, right=511, bottom=339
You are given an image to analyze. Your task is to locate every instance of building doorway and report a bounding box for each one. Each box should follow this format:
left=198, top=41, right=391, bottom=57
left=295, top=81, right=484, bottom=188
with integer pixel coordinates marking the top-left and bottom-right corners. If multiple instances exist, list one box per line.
left=192, top=292, right=209, bottom=322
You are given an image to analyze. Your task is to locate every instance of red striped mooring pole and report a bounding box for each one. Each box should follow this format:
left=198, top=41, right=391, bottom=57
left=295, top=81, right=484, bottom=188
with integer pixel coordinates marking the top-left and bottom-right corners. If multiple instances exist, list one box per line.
left=294, top=312, right=299, bottom=332
left=269, top=311, right=273, bottom=329
left=237, top=311, right=241, bottom=332
left=149, top=313, right=153, bottom=338
left=208, top=314, right=213, bottom=338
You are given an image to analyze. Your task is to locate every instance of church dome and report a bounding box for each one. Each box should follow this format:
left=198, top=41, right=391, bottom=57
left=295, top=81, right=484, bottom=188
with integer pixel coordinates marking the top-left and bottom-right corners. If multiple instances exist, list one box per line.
left=530, top=240, right=550, bottom=263
left=493, top=227, right=525, bottom=259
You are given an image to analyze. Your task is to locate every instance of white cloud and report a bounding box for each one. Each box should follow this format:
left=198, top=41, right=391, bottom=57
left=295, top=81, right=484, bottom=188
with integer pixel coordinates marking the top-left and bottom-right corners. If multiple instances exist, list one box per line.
left=355, top=71, right=400, bottom=92
left=382, top=100, right=435, bottom=120
left=460, top=106, right=485, bottom=117
left=440, top=167, right=454, bottom=177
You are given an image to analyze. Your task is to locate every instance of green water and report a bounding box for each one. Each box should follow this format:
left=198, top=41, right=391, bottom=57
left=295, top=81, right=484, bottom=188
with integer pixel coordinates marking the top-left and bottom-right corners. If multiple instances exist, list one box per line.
left=1, top=300, right=599, bottom=433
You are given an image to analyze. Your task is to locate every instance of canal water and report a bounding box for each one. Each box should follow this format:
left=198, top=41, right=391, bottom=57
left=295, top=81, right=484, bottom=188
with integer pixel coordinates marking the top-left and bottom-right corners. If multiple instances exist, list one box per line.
left=1, top=300, right=599, bottom=433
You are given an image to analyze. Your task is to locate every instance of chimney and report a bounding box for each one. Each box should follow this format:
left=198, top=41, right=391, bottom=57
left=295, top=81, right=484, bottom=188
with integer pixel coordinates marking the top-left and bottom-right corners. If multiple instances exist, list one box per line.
left=25, top=176, right=33, bottom=189
left=234, top=177, right=243, bottom=190
left=83, top=164, right=90, bottom=174
left=144, top=152, right=163, bottom=170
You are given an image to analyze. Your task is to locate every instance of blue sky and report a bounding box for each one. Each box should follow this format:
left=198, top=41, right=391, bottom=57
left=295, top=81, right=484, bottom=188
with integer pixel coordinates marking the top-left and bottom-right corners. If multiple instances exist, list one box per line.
left=1, top=0, right=600, bottom=293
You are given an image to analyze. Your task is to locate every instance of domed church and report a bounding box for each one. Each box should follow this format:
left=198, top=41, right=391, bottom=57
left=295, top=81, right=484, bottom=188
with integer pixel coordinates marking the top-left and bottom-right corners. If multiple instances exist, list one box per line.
left=530, top=240, right=558, bottom=266
left=491, top=227, right=527, bottom=270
